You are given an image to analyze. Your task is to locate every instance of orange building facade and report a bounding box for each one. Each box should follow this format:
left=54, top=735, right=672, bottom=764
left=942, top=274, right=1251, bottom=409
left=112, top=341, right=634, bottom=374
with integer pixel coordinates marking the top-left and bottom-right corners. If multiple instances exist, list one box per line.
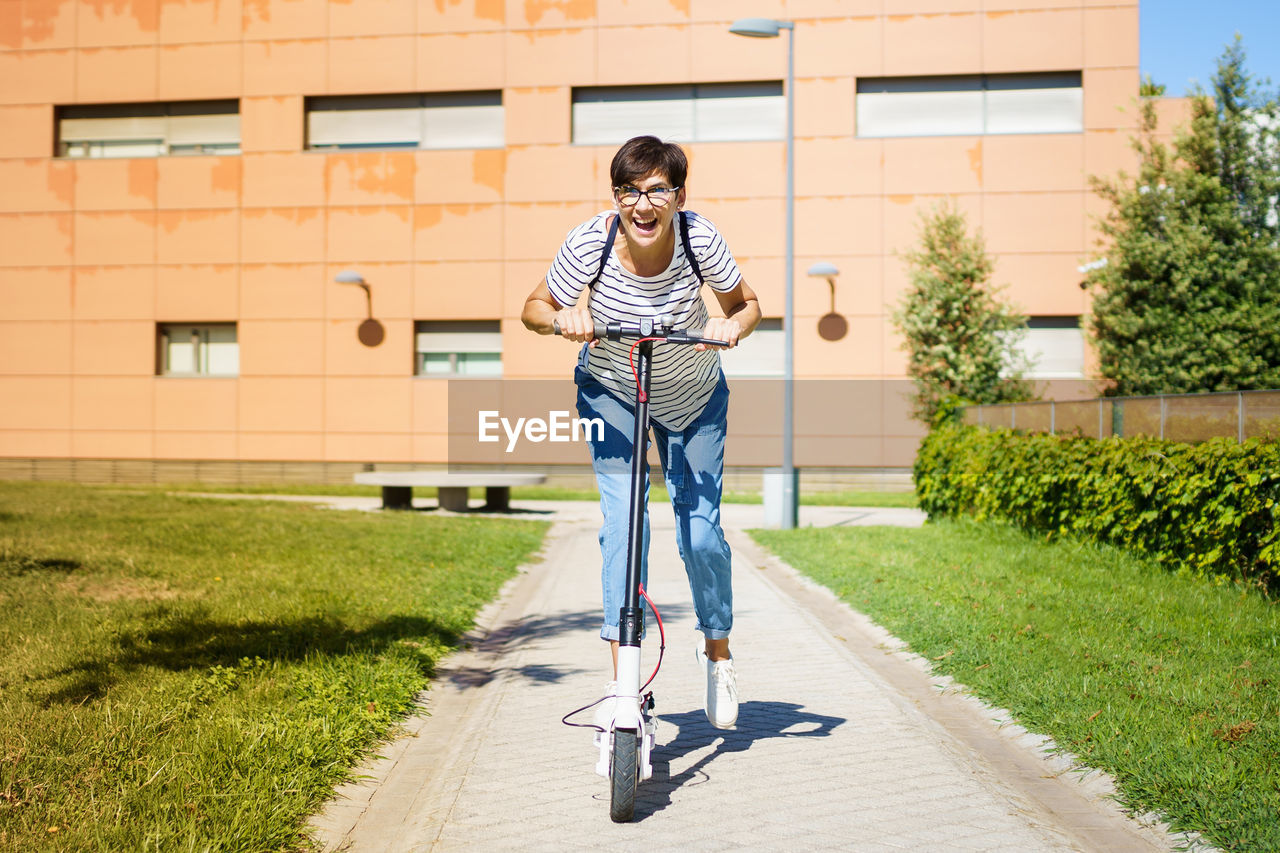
left=0, top=0, right=1142, bottom=479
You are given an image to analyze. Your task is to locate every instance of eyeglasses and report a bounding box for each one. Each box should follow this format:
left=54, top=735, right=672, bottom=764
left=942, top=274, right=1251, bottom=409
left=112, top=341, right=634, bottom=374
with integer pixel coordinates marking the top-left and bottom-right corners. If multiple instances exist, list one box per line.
left=614, top=186, right=681, bottom=208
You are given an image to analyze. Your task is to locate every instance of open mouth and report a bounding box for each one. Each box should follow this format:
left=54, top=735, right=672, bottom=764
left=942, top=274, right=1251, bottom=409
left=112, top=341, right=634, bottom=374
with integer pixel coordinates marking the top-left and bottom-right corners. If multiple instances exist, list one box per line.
left=631, top=215, right=658, bottom=236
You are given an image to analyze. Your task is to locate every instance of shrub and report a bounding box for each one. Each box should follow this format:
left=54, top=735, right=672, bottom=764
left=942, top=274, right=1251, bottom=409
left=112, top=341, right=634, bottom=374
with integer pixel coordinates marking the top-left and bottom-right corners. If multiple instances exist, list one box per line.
left=915, top=424, right=1280, bottom=589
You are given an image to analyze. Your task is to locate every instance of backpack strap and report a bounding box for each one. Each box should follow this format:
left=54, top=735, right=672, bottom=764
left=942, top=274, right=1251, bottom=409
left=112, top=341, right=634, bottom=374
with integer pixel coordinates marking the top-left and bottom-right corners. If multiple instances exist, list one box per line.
left=679, top=210, right=704, bottom=285
left=588, top=211, right=705, bottom=289
left=591, top=214, right=620, bottom=290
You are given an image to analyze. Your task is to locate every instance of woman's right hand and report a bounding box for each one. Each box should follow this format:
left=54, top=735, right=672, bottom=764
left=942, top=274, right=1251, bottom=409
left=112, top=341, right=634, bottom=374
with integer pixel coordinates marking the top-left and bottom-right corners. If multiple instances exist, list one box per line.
left=552, top=307, right=597, bottom=345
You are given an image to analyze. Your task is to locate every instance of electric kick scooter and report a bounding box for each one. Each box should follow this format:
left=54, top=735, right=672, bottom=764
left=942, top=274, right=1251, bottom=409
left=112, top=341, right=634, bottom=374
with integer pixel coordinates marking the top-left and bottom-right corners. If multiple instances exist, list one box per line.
left=556, top=316, right=728, bottom=822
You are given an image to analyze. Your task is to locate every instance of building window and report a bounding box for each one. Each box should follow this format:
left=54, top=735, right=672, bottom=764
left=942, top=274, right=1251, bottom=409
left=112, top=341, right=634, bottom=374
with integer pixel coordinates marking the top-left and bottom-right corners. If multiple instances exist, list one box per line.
left=157, top=324, right=239, bottom=376
left=306, top=92, right=504, bottom=151
left=415, top=321, right=502, bottom=377
left=58, top=101, right=240, bottom=158
left=572, top=82, right=784, bottom=145
left=1017, top=316, right=1084, bottom=379
left=856, top=73, right=1082, bottom=138
left=720, top=318, right=783, bottom=377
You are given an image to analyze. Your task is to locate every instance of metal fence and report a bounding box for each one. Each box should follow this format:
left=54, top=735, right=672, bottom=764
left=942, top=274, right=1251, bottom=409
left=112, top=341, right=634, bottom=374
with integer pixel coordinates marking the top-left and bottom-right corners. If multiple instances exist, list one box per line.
left=963, top=389, right=1280, bottom=442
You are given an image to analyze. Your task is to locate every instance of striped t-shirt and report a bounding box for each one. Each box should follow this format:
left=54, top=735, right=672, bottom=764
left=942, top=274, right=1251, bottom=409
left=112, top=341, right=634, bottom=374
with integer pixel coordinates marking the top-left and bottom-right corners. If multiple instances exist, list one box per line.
left=545, top=210, right=742, bottom=431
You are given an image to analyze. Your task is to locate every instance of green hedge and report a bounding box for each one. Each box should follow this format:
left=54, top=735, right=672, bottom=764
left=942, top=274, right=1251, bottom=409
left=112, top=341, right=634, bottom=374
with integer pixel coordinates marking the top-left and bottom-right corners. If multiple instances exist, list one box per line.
left=915, top=424, right=1280, bottom=589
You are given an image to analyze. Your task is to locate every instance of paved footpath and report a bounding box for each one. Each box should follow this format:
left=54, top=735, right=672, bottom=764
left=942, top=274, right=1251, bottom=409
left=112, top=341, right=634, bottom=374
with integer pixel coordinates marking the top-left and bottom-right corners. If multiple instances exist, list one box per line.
left=307, top=499, right=1195, bottom=852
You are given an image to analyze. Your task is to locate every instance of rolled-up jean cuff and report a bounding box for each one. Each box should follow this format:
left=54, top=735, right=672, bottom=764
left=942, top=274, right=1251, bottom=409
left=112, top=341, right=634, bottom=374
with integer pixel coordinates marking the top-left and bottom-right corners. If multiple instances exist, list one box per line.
left=698, top=625, right=731, bottom=640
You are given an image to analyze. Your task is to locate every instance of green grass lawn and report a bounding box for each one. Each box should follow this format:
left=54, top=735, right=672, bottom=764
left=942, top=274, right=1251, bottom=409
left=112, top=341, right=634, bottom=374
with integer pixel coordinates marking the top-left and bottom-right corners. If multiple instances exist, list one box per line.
left=752, top=520, right=1280, bottom=853
left=0, top=481, right=547, bottom=851
left=157, top=481, right=918, bottom=509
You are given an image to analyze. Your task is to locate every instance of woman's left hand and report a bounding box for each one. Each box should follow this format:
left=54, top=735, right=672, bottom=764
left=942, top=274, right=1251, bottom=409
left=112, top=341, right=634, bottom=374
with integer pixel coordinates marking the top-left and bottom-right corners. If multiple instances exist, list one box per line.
left=696, top=317, right=742, bottom=351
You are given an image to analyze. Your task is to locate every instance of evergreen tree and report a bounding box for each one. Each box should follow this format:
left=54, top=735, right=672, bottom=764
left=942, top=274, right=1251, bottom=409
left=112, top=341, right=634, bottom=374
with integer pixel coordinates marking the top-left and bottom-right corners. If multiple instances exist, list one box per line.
left=1087, top=38, right=1280, bottom=395
left=893, top=203, right=1033, bottom=423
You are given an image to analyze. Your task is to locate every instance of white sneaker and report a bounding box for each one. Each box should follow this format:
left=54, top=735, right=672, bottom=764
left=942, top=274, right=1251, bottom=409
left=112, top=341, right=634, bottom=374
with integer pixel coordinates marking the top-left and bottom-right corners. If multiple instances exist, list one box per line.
left=696, top=645, right=738, bottom=729
left=593, top=681, right=618, bottom=731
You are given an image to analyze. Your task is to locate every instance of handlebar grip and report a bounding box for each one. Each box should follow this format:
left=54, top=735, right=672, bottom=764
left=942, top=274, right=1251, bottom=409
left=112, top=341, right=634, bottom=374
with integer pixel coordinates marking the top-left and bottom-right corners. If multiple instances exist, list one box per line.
left=552, top=318, right=610, bottom=340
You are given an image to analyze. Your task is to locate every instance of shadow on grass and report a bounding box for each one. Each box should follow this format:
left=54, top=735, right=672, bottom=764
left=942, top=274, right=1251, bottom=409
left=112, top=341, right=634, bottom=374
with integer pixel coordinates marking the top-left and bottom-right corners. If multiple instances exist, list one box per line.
left=36, top=611, right=462, bottom=706
left=1, top=554, right=82, bottom=577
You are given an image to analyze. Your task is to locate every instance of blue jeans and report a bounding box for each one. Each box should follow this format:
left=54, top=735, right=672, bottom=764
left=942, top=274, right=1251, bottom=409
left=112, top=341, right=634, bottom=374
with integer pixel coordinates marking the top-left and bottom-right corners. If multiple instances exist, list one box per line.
left=574, top=358, right=733, bottom=642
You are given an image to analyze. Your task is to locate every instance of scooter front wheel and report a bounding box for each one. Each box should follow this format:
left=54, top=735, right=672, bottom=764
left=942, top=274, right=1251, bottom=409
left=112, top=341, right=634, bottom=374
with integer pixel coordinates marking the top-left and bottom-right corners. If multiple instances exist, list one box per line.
left=609, top=727, right=639, bottom=822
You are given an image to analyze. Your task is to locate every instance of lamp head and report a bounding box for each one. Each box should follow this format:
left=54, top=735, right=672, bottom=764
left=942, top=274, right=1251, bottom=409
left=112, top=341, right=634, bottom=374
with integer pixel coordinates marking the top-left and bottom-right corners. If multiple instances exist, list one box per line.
left=729, top=17, right=788, bottom=37
left=807, top=262, right=840, bottom=278
left=335, top=270, right=366, bottom=285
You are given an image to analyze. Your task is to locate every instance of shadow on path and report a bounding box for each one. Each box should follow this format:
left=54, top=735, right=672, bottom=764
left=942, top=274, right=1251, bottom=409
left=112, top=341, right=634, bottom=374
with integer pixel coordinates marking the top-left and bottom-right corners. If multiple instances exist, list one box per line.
left=442, top=604, right=695, bottom=690
left=631, top=701, right=847, bottom=821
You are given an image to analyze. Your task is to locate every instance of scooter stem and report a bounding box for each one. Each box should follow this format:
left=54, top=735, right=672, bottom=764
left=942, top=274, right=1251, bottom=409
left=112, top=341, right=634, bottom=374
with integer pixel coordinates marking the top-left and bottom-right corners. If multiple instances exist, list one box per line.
left=614, top=645, right=643, bottom=728
left=619, top=338, right=652, bottom=650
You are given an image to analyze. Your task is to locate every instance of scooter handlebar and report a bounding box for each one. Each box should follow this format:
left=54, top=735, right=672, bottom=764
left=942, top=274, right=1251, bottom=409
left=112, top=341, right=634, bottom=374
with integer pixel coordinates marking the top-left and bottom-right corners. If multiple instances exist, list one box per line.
left=552, top=318, right=728, bottom=348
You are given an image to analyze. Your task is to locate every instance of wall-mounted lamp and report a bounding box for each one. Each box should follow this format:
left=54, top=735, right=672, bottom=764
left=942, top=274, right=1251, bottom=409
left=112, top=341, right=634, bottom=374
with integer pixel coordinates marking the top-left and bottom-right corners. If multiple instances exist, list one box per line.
left=335, top=270, right=385, bottom=347
left=1076, top=257, right=1107, bottom=291
left=806, top=262, right=847, bottom=341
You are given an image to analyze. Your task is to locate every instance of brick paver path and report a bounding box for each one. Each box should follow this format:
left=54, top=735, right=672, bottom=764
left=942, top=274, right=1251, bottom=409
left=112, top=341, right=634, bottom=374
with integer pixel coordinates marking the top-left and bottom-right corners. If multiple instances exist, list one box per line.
left=310, top=502, right=1179, bottom=852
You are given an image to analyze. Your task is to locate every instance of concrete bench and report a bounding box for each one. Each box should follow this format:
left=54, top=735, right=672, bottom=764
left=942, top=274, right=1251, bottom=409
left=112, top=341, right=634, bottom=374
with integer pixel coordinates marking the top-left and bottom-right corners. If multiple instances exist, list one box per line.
left=353, top=471, right=547, bottom=511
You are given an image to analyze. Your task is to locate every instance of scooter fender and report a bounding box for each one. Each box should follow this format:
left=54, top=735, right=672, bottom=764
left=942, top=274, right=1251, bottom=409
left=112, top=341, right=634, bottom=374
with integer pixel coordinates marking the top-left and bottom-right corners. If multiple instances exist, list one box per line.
left=593, top=729, right=610, bottom=778
left=591, top=694, right=645, bottom=779
left=640, top=708, right=657, bottom=781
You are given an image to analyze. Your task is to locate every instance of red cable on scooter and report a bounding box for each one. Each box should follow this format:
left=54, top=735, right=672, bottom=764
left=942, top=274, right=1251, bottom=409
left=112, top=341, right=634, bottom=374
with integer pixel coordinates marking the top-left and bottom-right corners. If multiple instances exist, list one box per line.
left=559, top=583, right=665, bottom=730
left=638, top=583, right=665, bottom=691
left=628, top=337, right=664, bottom=402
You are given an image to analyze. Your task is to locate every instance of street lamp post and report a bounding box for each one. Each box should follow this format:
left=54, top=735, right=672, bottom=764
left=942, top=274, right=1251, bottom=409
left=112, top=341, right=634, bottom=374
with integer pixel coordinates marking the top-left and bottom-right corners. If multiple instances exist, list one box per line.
left=730, top=17, right=797, bottom=528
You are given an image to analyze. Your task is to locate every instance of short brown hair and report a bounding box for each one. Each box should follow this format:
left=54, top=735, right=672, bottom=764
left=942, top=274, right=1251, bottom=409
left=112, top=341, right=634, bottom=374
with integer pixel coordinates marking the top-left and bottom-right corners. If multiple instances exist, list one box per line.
left=609, top=136, right=688, bottom=189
